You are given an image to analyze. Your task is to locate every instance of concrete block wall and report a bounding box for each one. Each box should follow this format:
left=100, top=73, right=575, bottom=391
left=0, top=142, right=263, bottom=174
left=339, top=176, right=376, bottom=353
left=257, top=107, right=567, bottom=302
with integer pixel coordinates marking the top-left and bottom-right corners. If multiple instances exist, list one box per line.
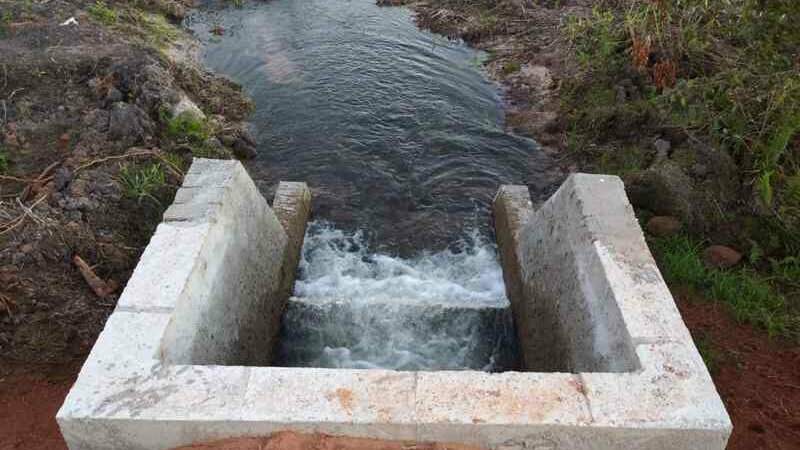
left=57, top=169, right=731, bottom=450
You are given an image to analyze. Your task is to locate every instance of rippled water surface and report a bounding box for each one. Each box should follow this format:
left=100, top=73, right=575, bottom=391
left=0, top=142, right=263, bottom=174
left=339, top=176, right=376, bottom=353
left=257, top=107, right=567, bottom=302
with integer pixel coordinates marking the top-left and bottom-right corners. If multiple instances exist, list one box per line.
left=187, top=0, right=556, bottom=252
left=187, top=0, right=559, bottom=370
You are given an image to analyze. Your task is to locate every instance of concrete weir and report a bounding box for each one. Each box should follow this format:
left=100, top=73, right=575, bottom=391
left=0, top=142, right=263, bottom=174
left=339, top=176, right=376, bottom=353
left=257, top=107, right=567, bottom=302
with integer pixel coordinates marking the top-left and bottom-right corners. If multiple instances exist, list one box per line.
left=57, top=162, right=731, bottom=449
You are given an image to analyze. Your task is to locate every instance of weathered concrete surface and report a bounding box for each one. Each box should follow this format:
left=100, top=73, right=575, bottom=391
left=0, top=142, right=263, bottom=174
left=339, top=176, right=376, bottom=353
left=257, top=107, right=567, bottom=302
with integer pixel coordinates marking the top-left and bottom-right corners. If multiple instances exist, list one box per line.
left=492, top=174, right=731, bottom=448
left=272, top=182, right=312, bottom=297
left=58, top=170, right=730, bottom=450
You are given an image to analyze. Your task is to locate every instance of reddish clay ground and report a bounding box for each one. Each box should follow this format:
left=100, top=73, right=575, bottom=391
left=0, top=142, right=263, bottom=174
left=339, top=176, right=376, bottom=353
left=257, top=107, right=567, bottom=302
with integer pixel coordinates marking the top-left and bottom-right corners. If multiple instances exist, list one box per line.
left=675, top=292, right=800, bottom=450
left=1, top=294, right=798, bottom=450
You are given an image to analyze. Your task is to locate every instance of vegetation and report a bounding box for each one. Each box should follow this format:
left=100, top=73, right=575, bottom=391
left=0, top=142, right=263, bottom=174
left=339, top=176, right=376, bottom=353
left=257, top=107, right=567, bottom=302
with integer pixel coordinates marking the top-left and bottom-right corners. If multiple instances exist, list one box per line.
left=651, top=235, right=799, bottom=341
left=0, top=10, right=12, bottom=38
left=0, top=146, right=9, bottom=174
left=564, top=0, right=800, bottom=301
left=117, top=162, right=166, bottom=205
left=87, top=1, right=118, bottom=25
left=165, top=111, right=210, bottom=143
left=123, top=9, right=180, bottom=49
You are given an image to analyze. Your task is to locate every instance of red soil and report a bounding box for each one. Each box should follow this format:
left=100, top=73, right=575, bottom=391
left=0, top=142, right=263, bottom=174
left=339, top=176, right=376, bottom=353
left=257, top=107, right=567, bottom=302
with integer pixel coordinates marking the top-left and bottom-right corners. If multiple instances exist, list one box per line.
left=0, top=364, right=77, bottom=450
left=1, top=293, right=797, bottom=450
left=675, top=293, right=800, bottom=450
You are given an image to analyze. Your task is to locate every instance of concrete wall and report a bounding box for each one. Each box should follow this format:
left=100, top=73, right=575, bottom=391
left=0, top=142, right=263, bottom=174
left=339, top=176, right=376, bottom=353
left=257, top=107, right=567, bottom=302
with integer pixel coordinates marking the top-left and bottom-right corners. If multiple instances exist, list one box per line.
left=58, top=170, right=731, bottom=450
left=495, top=175, right=639, bottom=372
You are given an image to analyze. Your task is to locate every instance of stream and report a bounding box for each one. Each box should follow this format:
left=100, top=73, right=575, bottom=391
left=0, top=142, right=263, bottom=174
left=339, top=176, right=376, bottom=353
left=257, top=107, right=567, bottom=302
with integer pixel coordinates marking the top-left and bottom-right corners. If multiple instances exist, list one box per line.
left=186, top=0, right=557, bottom=370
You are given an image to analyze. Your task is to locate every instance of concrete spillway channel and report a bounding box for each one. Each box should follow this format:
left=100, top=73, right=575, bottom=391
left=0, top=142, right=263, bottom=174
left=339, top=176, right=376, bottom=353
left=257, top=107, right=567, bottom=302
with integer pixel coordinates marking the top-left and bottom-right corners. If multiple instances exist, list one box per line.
left=57, top=159, right=732, bottom=449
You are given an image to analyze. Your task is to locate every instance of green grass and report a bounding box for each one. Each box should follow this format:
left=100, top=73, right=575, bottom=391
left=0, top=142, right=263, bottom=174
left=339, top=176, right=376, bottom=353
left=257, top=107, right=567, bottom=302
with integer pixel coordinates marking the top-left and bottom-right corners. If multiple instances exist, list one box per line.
left=165, top=111, right=210, bottom=143
left=118, top=162, right=165, bottom=204
left=0, top=147, right=8, bottom=174
left=87, top=1, right=118, bottom=26
left=126, top=9, right=180, bottom=49
left=501, top=61, right=521, bottom=75
left=0, top=10, right=12, bottom=38
left=651, top=235, right=799, bottom=340
left=693, top=334, right=723, bottom=374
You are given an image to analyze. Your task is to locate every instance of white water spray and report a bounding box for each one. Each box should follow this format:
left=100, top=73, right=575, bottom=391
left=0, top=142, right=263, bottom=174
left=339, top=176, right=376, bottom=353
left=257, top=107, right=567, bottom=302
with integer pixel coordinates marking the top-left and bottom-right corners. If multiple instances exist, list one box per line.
left=276, top=222, right=520, bottom=371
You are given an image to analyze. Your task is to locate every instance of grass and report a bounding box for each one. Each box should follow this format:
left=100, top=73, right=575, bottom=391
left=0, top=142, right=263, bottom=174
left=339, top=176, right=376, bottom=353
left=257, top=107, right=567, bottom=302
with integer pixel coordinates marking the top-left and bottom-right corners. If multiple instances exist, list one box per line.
left=0, top=10, right=12, bottom=38
left=117, top=162, right=165, bottom=205
left=693, top=333, right=723, bottom=374
left=0, top=145, right=8, bottom=174
left=651, top=235, right=799, bottom=341
left=501, top=61, right=521, bottom=75
left=87, top=1, right=118, bottom=26
left=165, top=111, right=210, bottom=144
left=125, top=9, right=180, bottom=49
left=563, top=0, right=800, bottom=304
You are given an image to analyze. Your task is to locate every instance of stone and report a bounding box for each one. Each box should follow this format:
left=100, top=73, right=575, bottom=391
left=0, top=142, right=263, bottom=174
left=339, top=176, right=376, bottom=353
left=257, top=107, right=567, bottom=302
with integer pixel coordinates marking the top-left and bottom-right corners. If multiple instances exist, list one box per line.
left=703, top=245, right=742, bottom=269
left=625, top=162, right=697, bottom=228
left=107, top=102, right=154, bottom=145
left=646, top=216, right=682, bottom=237
left=232, top=138, right=257, bottom=159
left=53, top=167, right=73, bottom=192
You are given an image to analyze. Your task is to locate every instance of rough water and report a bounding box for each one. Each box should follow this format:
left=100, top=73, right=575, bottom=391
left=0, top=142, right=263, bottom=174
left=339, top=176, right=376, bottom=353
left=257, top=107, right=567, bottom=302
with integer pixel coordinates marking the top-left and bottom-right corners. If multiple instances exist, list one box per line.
left=275, top=222, right=520, bottom=371
left=186, top=0, right=553, bottom=370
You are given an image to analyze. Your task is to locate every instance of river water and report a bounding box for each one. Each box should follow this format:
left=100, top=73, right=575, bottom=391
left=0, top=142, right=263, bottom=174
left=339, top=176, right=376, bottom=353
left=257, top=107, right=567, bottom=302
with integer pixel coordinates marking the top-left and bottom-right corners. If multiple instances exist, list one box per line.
left=186, top=0, right=556, bottom=370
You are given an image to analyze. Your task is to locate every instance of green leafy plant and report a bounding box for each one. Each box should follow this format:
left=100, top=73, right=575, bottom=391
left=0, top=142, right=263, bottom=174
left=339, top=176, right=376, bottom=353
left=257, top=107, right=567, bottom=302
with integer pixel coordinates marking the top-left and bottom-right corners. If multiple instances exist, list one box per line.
left=0, top=146, right=9, bottom=174
left=166, top=111, right=210, bottom=143
left=88, top=1, right=118, bottom=25
left=651, top=235, right=798, bottom=340
left=118, top=162, right=165, bottom=205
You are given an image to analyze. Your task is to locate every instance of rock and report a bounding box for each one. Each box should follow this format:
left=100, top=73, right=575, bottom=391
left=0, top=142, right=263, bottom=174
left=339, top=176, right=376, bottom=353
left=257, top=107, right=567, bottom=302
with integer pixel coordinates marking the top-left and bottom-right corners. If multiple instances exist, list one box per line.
left=646, top=216, right=682, bottom=237
left=690, top=163, right=708, bottom=177
left=53, top=167, right=73, bottom=192
left=219, top=133, right=237, bottom=147
left=172, top=95, right=206, bottom=121
left=108, top=102, right=154, bottom=146
left=654, top=138, right=671, bottom=155
left=232, top=138, right=257, bottom=160
left=703, top=245, right=742, bottom=269
left=625, top=162, right=696, bottom=227
left=105, top=87, right=124, bottom=104
left=239, top=128, right=257, bottom=146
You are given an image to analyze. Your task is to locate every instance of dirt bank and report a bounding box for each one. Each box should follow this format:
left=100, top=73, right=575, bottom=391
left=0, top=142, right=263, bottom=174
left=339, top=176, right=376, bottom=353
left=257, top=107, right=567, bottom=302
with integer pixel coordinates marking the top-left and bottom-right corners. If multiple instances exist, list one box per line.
left=0, top=0, right=254, bottom=365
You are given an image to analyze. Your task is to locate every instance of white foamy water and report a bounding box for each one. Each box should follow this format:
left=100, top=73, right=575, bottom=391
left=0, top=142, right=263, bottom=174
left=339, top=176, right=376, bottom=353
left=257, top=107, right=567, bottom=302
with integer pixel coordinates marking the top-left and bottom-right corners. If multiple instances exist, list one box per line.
left=276, top=222, right=520, bottom=371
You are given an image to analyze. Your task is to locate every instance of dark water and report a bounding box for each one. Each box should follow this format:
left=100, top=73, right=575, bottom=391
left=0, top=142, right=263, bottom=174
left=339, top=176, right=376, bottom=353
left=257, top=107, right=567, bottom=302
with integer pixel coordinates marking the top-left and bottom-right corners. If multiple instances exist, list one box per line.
left=186, top=0, right=557, bottom=253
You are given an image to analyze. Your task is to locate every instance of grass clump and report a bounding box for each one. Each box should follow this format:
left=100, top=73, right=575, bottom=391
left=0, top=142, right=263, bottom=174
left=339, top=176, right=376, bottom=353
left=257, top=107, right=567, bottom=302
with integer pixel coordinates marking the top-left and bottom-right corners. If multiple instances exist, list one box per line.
left=651, top=235, right=799, bottom=340
left=118, top=162, right=165, bottom=205
left=125, top=9, right=180, bottom=49
left=165, top=111, right=210, bottom=143
left=0, top=146, right=9, bottom=174
left=87, top=1, right=118, bottom=26
left=501, top=60, right=521, bottom=75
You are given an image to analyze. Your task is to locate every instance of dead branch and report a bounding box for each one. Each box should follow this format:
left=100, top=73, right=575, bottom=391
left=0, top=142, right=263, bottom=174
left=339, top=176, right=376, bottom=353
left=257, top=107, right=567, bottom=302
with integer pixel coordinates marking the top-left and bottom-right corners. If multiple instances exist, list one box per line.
left=73, top=255, right=119, bottom=299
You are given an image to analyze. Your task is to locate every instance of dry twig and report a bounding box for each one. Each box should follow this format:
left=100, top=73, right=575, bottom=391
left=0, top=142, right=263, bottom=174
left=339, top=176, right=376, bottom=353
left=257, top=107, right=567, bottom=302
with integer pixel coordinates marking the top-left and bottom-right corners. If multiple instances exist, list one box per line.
left=73, top=255, right=119, bottom=299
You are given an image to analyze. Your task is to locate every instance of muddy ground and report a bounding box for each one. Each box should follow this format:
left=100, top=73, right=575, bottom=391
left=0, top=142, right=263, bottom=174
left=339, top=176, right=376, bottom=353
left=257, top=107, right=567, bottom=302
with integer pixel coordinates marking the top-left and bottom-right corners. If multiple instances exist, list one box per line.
left=0, top=0, right=798, bottom=449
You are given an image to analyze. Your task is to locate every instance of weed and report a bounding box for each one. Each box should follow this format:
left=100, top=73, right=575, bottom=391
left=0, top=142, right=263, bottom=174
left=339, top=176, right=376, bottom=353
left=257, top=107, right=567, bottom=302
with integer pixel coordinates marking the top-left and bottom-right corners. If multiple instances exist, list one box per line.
left=88, top=1, right=118, bottom=26
left=501, top=61, right=521, bottom=75
left=693, top=334, right=722, bottom=374
left=126, top=9, right=179, bottom=49
left=165, top=112, right=210, bottom=143
left=651, top=235, right=798, bottom=340
left=0, top=11, right=12, bottom=38
left=118, top=162, right=165, bottom=205
left=0, top=146, right=8, bottom=174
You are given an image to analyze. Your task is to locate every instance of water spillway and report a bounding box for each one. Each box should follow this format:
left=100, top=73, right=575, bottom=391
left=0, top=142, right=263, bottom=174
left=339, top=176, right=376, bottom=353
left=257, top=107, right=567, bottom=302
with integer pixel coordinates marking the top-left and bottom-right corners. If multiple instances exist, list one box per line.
left=186, top=0, right=558, bottom=371
left=275, top=223, right=520, bottom=371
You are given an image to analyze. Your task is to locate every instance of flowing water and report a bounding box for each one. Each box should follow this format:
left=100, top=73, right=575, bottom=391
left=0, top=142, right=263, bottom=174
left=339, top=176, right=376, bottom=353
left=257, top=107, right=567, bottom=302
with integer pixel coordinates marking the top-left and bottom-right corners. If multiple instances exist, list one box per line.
left=186, top=0, right=558, bottom=370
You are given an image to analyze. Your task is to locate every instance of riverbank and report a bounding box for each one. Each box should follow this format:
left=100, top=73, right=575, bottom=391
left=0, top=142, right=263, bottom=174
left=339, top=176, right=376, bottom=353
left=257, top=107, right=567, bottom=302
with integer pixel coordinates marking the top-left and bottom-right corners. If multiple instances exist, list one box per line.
left=0, top=0, right=256, bottom=366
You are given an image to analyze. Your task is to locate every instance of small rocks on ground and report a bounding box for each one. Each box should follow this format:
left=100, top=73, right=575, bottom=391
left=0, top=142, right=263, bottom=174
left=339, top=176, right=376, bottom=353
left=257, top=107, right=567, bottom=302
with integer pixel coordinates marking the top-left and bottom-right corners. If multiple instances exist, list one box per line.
left=646, top=216, right=682, bottom=238
left=703, top=245, right=742, bottom=269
